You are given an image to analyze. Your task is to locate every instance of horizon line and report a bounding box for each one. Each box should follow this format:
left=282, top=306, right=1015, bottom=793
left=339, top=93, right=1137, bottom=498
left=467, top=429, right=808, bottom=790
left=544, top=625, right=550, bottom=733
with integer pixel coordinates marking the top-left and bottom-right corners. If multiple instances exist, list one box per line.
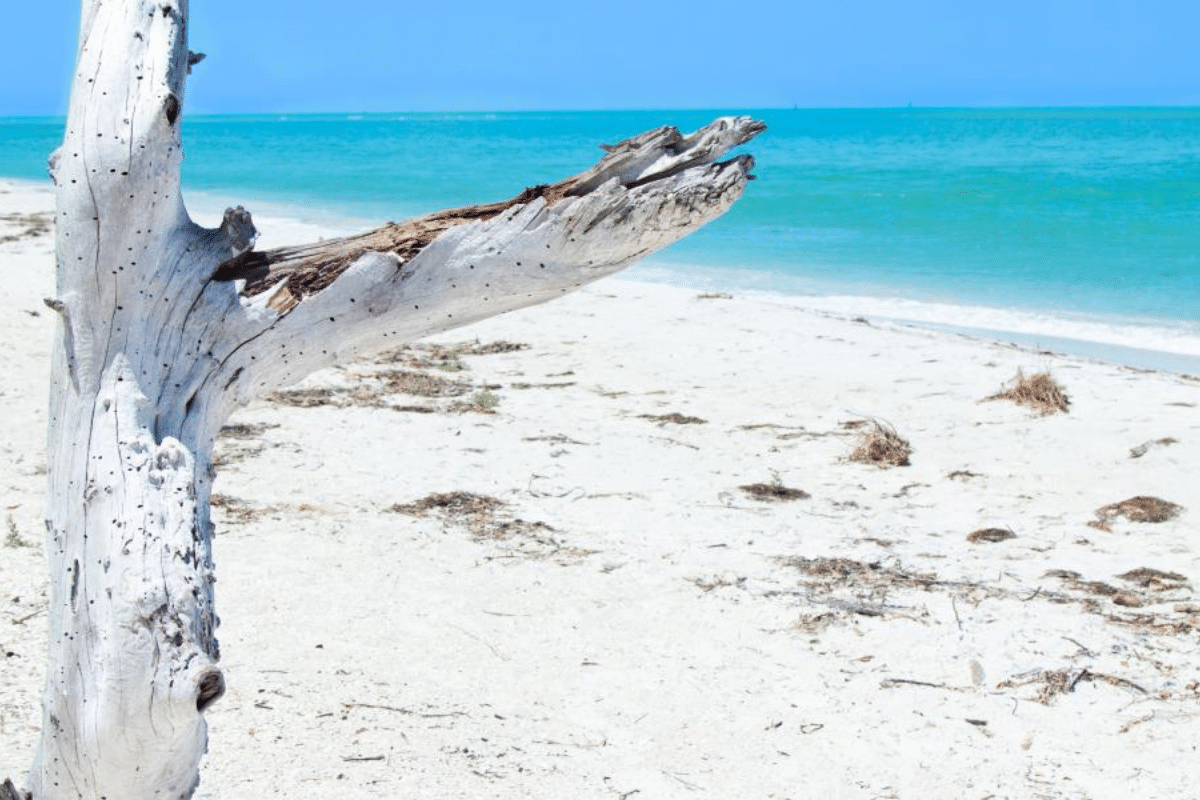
left=5, top=103, right=1200, bottom=121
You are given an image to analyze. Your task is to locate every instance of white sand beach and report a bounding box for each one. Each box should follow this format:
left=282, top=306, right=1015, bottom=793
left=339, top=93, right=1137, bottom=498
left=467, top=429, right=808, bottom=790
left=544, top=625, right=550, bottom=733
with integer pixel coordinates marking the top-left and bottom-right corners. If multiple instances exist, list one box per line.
left=2, top=178, right=1198, bottom=798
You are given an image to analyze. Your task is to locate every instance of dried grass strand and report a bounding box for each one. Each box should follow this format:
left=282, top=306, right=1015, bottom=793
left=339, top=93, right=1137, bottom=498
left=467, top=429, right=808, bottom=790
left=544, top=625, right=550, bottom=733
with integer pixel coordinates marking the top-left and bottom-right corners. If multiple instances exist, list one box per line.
left=848, top=420, right=912, bottom=468
left=986, top=370, right=1070, bottom=415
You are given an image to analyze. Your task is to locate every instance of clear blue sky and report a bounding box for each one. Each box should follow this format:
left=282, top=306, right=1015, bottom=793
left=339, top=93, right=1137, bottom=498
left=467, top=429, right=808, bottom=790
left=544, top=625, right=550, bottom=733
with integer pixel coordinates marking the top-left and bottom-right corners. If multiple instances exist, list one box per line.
left=3, top=0, right=1198, bottom=115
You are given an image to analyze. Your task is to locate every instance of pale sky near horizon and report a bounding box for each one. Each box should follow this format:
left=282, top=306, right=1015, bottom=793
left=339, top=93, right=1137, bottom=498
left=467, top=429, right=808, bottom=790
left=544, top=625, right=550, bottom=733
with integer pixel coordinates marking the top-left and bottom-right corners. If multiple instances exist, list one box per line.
left=2, top=0, right=1197, bottom=115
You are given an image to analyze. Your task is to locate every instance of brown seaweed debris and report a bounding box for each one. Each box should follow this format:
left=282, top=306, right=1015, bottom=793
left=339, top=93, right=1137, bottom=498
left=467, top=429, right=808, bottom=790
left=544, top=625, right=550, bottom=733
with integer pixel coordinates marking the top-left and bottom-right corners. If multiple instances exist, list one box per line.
left=378, top=369, right=470, bottom=397
left=1116, top=567, right=1189, bottom=590
left=739, top=483, right=810, bottom=502
left=389, top=491, right=503, bottom=518
left=266, top=385, right=384, bottom=408
left=986, top=369, right=1070, bottom=415
left=210, top=493, right=275, bottom=523
left=1095, top=496, right=1183, bottom=525
left=780, top=556, right=941, bottom=591
left=638, top=412, right=707, bottom=426
left=967, top=528, right=1016, bottom=544
left=389, top=491, right=587, bottom=562
left=218, top=422, right=279, bottom=440
left=0, top=211, right=53, bottom=244
left=847, top=420, right=911, bottom=468
left=455, top=340, right=529, bottom=355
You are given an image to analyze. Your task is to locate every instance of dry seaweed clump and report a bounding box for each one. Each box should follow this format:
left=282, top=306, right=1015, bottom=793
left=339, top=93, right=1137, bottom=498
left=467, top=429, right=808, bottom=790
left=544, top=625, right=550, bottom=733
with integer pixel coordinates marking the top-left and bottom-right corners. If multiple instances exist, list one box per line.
left=0, top=211, right=53, bottom=244
left=638, top=412, right=707, bottom=426
left=967, top=527, right=1016, bottom=544
left=1092, top=496, right=1183, bottom=529
left=986, top=369, right=1070, bottom=415
left=847, top=420, right=911, bottom=468
left=740, top=483, right=810, bottom=502
left=388, top=491, right=588, bottom=562
left=1116, top=567, right=1189, bottom=590
left=390, top=491, right=503, bottom=517
left=268, top=385, right=383, bottom=409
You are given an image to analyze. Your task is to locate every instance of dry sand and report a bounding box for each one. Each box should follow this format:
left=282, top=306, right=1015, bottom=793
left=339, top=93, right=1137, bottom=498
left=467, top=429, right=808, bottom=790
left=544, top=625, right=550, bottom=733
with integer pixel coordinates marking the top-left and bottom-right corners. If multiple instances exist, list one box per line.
left=2, top=178, right=1199, bottom=798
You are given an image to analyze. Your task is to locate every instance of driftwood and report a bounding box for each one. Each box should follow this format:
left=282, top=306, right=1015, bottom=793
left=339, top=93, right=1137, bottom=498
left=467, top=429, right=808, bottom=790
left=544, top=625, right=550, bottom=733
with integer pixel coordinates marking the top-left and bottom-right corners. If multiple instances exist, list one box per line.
left=8, top=1, right=761, bottom=798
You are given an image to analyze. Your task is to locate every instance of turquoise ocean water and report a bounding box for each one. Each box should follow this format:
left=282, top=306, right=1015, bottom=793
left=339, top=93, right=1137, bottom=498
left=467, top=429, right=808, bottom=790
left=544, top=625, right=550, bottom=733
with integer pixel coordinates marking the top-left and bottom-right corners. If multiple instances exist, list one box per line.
left=4, top=108, right=1199, bottom=370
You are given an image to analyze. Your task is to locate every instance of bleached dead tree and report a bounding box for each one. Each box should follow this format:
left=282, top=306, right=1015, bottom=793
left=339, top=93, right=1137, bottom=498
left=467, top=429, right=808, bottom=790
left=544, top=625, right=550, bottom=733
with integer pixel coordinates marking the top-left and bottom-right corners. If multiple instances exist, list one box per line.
left=1, top=2, right=762, bottom=799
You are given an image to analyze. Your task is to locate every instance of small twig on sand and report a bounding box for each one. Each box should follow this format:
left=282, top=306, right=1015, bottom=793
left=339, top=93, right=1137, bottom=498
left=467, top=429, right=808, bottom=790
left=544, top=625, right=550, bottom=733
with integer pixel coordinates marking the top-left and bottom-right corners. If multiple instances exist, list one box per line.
left=880, top=678, right=962, bottom=691
left=1061, top=636, right=1097, bottom=657
left=12, top=606, right=46, bottom=626
left=449, top=623, right=510, bottom=661
left=1119, top=712, right=1156, bottom=734
left=662, top=772, right=704, bottom=792
left=343, top=702, right=410, bottom=714
left=341, top=702, right=466, bottom=719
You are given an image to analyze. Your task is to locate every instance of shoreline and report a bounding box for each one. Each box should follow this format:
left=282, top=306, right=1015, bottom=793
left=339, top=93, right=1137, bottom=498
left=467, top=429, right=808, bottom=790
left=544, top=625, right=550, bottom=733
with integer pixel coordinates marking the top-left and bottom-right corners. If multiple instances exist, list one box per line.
left=626, top=262, right=1200, bottom=377
left=6, top=175, right=1198, bottom=378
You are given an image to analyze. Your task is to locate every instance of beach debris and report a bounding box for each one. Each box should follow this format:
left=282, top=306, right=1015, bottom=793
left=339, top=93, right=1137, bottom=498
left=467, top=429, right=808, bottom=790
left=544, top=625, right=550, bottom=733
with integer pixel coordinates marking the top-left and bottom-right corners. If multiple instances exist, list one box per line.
left=1043, top=569, right=1142, bottom=607
left=451, top=388, right=502, bottom=414
left=213, top=422, right=280, bottom=467
left=378, top=370, right=471, bottom=397
left=1128, top=436, right=1178, bottom=458
left=985, top=369, right=1070, bottom=415
left=739, top=483, right=810, bottom=502
left=1091, top=495, right=1183, bottom=529
left=1116, top=567, right=1189, bottom=590
left=266, top=385, right=386, bottom=409
left=690, top=574, right=747, bottom=593
left=879, top=677, right=962, bottom=692
left=694, top=292, right=733, bottom=300
left=637, top=412, right=707, bottom=426
left=1043, top=565, right=1194, bottom=612
left=847, top=420, right=912, bottom=468
left=966, top=527, right=1016, bottom=544
left=264, top=352, right=516, bottom=414
left=508, top=380, right=576, bottom=390
left=390, top=491, right=504, bottom=518
left=218, top=422, right=279, bottom=440
left=0, top=211, right=54, bottom=244
left=779, top=556, right=941, bottom=593
left=378, top=340, right=529, bottom=369
left=458, top=340, right=529, bottom=355
left=210, top=494, right=276, bottom=523
left=999, top=668, right=1146, bottom=705
left=740, top=469, right=809, bottom=501
left=389, top=491, right=588, bottom=561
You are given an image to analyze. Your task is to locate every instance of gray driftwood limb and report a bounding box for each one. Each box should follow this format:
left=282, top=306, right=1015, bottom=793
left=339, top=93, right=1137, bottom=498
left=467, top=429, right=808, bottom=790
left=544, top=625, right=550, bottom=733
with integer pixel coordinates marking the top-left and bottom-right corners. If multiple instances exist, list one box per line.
left=10, top=1, right=762, bottom=798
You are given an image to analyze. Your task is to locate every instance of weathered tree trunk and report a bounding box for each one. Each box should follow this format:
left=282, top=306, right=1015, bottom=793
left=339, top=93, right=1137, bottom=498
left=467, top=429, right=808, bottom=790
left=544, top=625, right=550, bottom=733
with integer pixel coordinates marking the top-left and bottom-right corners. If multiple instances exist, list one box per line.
left=5, top=1, right=762, bottom=798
